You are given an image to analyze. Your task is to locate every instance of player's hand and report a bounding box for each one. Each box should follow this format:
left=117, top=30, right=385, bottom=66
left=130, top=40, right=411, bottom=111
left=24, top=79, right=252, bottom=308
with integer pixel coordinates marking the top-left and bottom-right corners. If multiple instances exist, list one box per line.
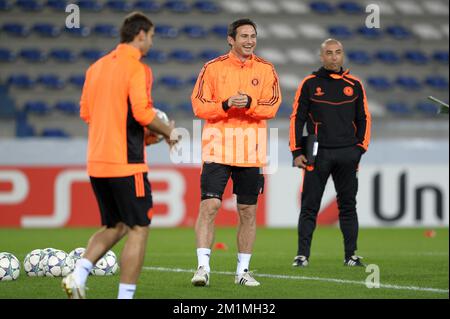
left=294, top=155, right=308, bottom=169
left=228, top=93, right=248, bottom=108
left=165, top=120, right=179, bottom=149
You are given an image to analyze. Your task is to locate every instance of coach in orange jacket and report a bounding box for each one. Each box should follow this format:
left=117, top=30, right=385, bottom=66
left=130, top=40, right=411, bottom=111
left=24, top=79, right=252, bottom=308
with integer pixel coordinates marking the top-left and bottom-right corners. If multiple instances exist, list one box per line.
left=190, top=18, right=281, bottom=287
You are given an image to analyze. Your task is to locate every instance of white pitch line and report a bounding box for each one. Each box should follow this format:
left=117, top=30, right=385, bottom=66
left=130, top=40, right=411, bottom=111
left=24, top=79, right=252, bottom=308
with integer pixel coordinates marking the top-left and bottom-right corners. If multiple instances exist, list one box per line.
left=143, top=266, right=449, bottom=294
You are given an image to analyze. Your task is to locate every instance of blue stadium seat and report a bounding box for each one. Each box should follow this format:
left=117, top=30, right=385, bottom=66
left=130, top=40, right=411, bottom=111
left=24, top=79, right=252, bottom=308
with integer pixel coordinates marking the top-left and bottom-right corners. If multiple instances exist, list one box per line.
left=277, top=103, right=292, bottom=117
left=68, top=74, right=85, bottom=88
left=0, top=0, right=12, bottom=11
left=55, top=101, right=79, bottom=115
left=24, top=101, right=51, bottom=115
left=210, top=24, right=228, bottom=38
left=106, top=0, right=132, bottom=12
left=50, top=49, right=76, bottom=63
left=37, top=74, right=65, bottom=89
left=158, top=75, right=185, bottom=90
left=8, top=74, right=35, bottom=89
left=433, top=51, right=449, bottom=64
left=145, top=49, right=169, bottom=64
left=170, top=49, right=196, bottom=63
left=357, top=26, right=382, bottom=39
left=328, top=25, right=353, bottom=39
left=177, top=102, right=193, bottom=113
left=133, top=0, right=162, bottom=12
left=193, top=0, right=220, bottom=14
left=386, top=25, right=412, bottom=40
left=416, top=101, right=438, bottom=115
left=0, top=48, right=15, bottom=62
left=165, top=0, right=191, bottom=13
left=155, top=24, right=178, bottom=38
left=19, top=48, right=46, bottom=62
left=198, top=49, right=221, bottom=61
left=386, top=102, right=412, bottom=115
left=154, top=101, right=172, bottom=113
left=16, top=0, right=43, bottom=11
left=310, top=2, right=336, bottom=14
left=396, top=76, right=422, bottom=90
left=2, top=23, right=29, bottom=37
left=338, top=1, right=363, bottom=14
left=80, top=48, right=105, bottom=61
left=47, top=0, right=68, bottom=10
left=76, top=0, right=102, bottom=11
left=375, top=50, right=401, bottom=64
left=347, top=50, right=372, bottom=65
left=425, top=76, right=448, bottom=90
left=404, top=50, right=429, bottom=65
left=182, top=25, right=208, bottom=38
left=42, top=128, right=70, bottom=138
left=16, top=113, right=36, bottom=137
left=94, top=24, right=119, bottom=37
left=65, top=25, right=91, bottom=37
left=367, top=76, right=392, bottom=90
left=32, top=23, right=61, bottom=37
left=185, top=75, right=198, bottom=86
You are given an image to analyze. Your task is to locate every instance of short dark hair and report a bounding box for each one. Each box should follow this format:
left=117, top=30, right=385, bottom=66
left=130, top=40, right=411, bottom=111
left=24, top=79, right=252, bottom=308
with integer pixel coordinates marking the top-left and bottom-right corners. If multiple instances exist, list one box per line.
left=227, top=18, right=257, bottom=40
left=120, top=12, right=154, bottom=43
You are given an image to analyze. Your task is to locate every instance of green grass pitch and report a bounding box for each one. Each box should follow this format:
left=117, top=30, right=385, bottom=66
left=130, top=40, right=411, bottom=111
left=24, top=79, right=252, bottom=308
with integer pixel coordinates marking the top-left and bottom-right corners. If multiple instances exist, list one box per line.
left=0, top=227, right=448, bottom=299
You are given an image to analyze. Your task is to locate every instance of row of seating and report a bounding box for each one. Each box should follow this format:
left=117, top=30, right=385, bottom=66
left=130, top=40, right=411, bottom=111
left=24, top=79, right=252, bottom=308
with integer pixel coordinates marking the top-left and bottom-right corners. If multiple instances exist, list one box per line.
left=2, top=22, right=448, bottom=41
left=2, top=0, right=448, bottom=16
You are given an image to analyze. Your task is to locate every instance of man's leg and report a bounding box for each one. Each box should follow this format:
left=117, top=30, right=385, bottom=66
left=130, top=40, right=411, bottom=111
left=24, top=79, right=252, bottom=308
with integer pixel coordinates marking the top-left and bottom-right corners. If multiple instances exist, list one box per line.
left=236, top=203, right=257, bottom=273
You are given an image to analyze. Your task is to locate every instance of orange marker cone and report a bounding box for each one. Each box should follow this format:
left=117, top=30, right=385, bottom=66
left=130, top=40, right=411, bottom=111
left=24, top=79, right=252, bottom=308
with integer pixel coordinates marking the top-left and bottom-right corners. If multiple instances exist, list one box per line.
left=214, top=242, right=228, bottom=250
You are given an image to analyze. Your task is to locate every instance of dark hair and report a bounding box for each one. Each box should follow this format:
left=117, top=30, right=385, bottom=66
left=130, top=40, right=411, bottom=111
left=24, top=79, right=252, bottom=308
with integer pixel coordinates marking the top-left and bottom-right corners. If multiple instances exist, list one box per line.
left=227, top=18, right=257, bottom=40
left=120, top=12, right=154, bottom=43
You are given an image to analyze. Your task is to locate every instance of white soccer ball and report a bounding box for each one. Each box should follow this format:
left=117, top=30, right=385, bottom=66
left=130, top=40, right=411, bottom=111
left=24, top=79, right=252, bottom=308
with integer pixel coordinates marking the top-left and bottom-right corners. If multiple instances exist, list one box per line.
left=144, top=108, right=170, bottom=145
left=42, top=250, right=74, bottom=277
left=39, top=247, right=57, bottom=271
left=0, top=252, right=20, bottom=281
left=68, top=247, right=86, bottom=268
left=23, top=249, right=45, bottom=277
left=91, top=250, right=118, bottom=276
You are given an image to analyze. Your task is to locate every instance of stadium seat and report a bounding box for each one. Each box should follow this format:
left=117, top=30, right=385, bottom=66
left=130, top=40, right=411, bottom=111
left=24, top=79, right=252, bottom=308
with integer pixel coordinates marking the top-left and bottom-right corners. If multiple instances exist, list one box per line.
left=32, top=23, right=61, bottom=37
left=396, top=76, right=422, bottom=90
left=41, top=128, right=70, bottom=138
left=170, top=49, right=196, bottom=63
left=24, top=101, right=51, bottom=115
left=357, top=26, right=382, bottom=39
left=298, top=24, right=328, bottom=39
left=76, top=0, right=103, bottom=11
left=185, top=75, right=198, bottom=86
left=2, top=23, right=29, bottom=37
left=158, top=75, right=185, bottom=90
left=94, top=24, right=119, bottom=38
left=0, top=0, right=12, bottom=10
left=16, top=0, right=43, bottom=11
left=154, top=101, right=172, bottom=113
left=106, top=0, right=132, bottom=12
left=423, top=1, right=449, bottom=16
left=19, top=48, right=46, bottom=63
left=310, top=2, right=336, bottom=14
left=198, top=49, right=222, bottom=61
left=50, top=49, right=76, bottom=63
left=47, top=0, right=68, bottom=10
left=37, top=74, right=65, bottom=89
left=134, top=0, right=162, bottom=12
left=425, top=76, right=449, bottom=90
left=386, top=102, right=412, bottom=115
left=386, top=25, right=412, bottom=40
left=0, top=85, right=16, bottom=119
left=279, top=1, right=310, bottom=14
left=269, top=24, right=297, bottom=39
left=221, top=1, right=251, bottom=14
left=177, top=101, right=193, bottom=113
left=182, top=25, right=208, bottom=39
left=404, top=50, right=429, bottom=65
left=210, top=24, right=228, bottom=38
left=433, top=51, right=449, bottom=64
left=146, top=49, right=169, bottom=64
left=416, top=101, right=438, bottom=115
left=411, top=24, right=443, bottom=40
left=347, top=50, right=372, bottom=65
left=7, top=74, right=35, bottom=89
left=277, top=103, right=292, bottom=117
left=328, top=25, right=353, bottom=39
left=65, top=25, right=91, bottom=37
left=367, top=76, right=392, bottom=90
left=80, top=49, right=105, bottom=61
left=258, top=48, right=286, bottom=65
left=155, top=24, right=178, bottom=38
left=279, top=74, right=301, bottom=91
left=0, top=48, right=15, bottom=62
left=338, top=1, right=364, bottom=14
left=54, top=101, right=79, bottom=115
left=287, top=48, right=316, bottom=65
left=165, top=0, right=191, bottom=13
left=442, top=24, right=449, bottom=38
left=375, top=50, right=401, bottom=64
left=193, top=0, right=220, bottom=13
left=68, top=74, right=85, bottom=88
left=16, top=113, right=36, bottom=137
left=394, top=1, right=423, bottom=15
left=251, top=1, right=281, bottom=14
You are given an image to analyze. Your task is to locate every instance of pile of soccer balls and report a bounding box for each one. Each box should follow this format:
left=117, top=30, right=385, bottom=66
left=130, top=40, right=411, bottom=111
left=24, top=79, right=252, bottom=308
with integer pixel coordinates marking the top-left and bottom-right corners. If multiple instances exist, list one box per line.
left=0, top=248, right=118, bottom=281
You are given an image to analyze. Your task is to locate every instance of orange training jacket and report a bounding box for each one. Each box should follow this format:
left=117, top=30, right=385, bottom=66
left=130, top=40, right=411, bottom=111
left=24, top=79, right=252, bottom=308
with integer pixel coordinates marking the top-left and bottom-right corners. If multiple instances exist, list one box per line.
left=191, top=51, right=282, bottom=167
left=80, top=43, right=157, bottom=177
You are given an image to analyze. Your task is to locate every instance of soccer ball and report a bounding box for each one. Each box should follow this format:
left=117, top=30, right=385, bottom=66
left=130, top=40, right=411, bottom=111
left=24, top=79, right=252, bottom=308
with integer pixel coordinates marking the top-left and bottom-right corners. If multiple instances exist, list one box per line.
left=0, top=252, right=20, bottom=281
left=91, top=250, right=118, bottom=276
left=23, top=249, right=45, bottom=277
left=144, top=108, right=170, bottom=145
left=39, top=247, right=57, bottom=271
left=68, top=247, right=86, bottom=268
left=42, top=250, right=74, bottom=277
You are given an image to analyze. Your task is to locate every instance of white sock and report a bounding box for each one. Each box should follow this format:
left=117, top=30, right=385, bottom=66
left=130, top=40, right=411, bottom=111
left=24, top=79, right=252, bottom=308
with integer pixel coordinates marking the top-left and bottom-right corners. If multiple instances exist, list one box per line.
left=236, top=253, right=252, bottom=275
left=118, top=283, right=136, bottom=299
left=73, top=258, right=93, bottom=286
left=197, top=248, right=211, bottom=273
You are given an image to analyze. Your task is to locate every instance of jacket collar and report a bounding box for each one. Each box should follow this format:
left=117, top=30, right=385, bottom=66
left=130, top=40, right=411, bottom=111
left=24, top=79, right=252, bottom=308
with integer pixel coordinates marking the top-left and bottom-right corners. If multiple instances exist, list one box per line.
left=314, top=67, right=355, bottom=85
left=228, top=50, right=254, bottom=68
left=115, top=43, right=142, bottom=60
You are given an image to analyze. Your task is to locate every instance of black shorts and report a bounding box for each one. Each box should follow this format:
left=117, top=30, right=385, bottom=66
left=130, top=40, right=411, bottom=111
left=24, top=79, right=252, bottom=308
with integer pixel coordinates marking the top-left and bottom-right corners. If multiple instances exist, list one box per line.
left=200, top=162, right=265, bottom=205
left=90, top=173, right=153, bottom=228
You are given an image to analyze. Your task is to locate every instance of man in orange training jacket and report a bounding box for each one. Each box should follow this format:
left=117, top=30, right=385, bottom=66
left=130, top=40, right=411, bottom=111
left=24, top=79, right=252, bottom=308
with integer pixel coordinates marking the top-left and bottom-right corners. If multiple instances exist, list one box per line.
left=190, top=18, right=281, bottom=287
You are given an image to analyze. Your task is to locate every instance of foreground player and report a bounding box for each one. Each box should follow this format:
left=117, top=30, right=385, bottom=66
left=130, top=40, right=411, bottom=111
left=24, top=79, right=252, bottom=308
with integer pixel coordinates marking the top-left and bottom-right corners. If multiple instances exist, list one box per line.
left=62, top=12, right=176, bottom=299
left=190, top=18, right=281, bottom=287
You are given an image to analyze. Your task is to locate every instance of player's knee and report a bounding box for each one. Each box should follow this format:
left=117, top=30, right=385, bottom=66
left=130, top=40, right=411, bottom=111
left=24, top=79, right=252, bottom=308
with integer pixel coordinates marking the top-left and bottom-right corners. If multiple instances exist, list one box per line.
left=200, top=198, right=221, bottom=219
left=238, top=205, right=256, bottom=224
